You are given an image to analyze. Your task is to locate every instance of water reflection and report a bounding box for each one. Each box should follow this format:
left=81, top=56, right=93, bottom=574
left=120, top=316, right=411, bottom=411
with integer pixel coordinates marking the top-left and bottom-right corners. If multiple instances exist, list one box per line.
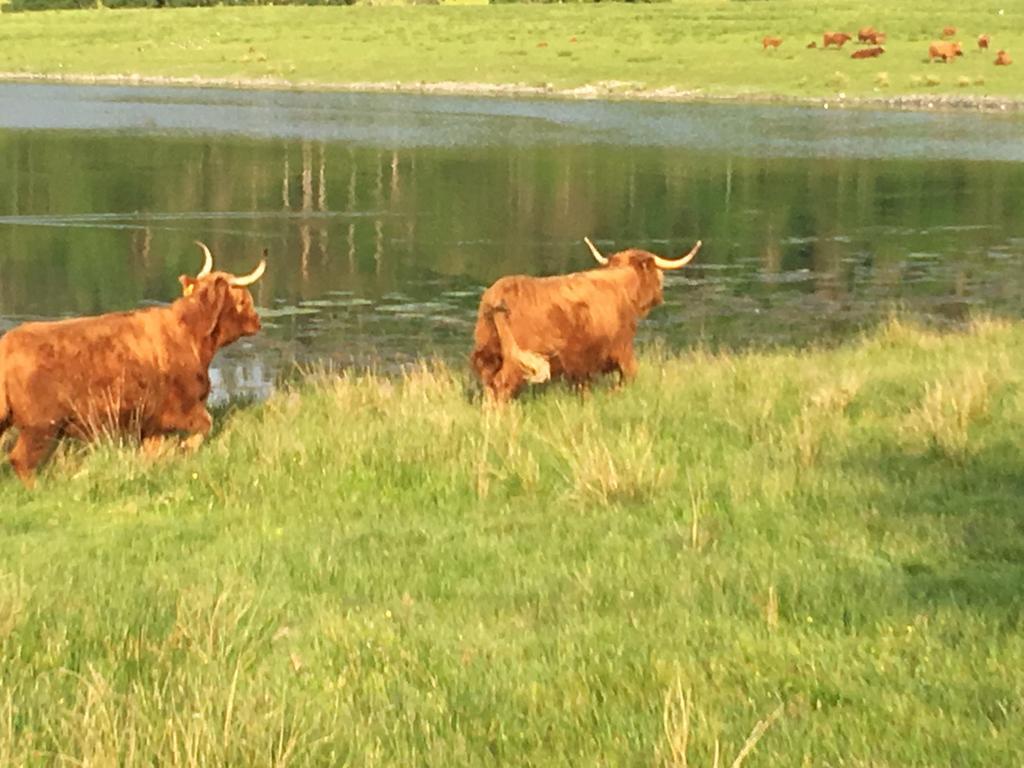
left=1, top=85, right=1023, bottom=401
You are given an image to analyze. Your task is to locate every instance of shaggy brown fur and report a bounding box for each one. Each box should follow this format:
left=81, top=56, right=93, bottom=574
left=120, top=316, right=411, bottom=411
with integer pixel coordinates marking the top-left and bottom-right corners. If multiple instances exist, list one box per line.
left=978, top=34, right=990, bottom=50
left=929, top=41, right=964, bottom=61
left=470, top=244, right=699, bottom=403
left=851, top=46, right=885, bottom=59
left=762, top=36, right=783, bottom=50
left=0, top=263, right=264, bottom=485
left=822, top=31, right=852, bottom=48
left=995, top=49, right=1012, bottom=65
left=857, top=27, right=886, bottom=45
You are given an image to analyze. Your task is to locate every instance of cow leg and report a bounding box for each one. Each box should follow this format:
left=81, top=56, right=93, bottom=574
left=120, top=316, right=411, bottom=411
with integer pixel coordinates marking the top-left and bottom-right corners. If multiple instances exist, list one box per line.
left=143, top=405, right=213, bottom=456
left=488, top=363, right=525, bottom=404
left=181, top=432, right=206, bottom=453
left=9, top=427, right=57, bottom=488
left=572, top=377, right=591, bottom=400
left=141, top=435, right=174, bottom=459
left=615, top=348, right=639, bottom=387
left=181, top=406, right=213, bottom=452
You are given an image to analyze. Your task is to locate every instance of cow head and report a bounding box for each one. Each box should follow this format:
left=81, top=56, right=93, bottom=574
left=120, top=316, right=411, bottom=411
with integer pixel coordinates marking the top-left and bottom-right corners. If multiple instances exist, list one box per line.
left=583, top=237, right=701, bottom=313
left=178, top=241, right=266, bottom=349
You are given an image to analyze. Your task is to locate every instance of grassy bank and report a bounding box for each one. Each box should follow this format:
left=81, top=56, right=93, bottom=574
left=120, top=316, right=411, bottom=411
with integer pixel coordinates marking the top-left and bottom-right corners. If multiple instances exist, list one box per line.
left=0, top=1, right=1022, bottom=105
left=1, top=317, right=1023, bottom=764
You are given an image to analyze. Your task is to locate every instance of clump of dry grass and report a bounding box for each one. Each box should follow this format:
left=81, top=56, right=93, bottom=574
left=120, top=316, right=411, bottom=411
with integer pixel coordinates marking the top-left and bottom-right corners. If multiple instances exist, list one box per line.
left=659, top=677, right=783, bottom=768
left=559, top=423, right=672, bottom=506
left=902, top=367, right=996, bottom=461
left=473, top=405, right=541, bottom=499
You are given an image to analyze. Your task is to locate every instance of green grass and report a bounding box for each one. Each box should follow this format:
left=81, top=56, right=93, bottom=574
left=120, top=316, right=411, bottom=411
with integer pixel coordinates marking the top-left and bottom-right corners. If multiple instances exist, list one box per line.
left=2, top=316, right=1024, bottom=764
left=0, top=1, right=1021, bottom=102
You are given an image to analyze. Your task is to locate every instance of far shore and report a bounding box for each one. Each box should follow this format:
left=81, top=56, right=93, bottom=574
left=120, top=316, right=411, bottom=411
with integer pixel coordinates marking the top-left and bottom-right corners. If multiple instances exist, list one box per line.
left=1, top=2, right=1021, bottom=115
left=3, top=70, right=1023, bottom=113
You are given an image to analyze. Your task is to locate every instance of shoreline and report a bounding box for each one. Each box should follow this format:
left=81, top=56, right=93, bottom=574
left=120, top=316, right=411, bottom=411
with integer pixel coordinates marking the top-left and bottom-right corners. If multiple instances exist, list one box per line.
left=3, top=70, right=1023, bottom=113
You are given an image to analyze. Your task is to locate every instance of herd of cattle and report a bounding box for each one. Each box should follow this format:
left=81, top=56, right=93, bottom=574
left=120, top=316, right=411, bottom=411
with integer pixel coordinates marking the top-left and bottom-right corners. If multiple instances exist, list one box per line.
left=0, top=237, right=700, bottom=485
left=762, top=24, right=1012, bottom=65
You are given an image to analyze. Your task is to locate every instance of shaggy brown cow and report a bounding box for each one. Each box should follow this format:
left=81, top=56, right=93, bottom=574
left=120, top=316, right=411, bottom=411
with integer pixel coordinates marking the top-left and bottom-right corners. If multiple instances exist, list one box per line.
left=942, top=26, right=957, bottom=38
left=995, top=49, right=1012, bottom=65
left=857, top=26, right=885, bottom=44
left=0, top=243, right=266, bottom=485
left=929, top=41, right=964, bottom=61
left=978, top=34, right=990, bottom=50
left=823, top=32, right=852, bottom=48
left=762, top=36, right=783, bottom=50
left=470, top=237, right=701, bottom=402
left=851, top=46, right=885, bottom=59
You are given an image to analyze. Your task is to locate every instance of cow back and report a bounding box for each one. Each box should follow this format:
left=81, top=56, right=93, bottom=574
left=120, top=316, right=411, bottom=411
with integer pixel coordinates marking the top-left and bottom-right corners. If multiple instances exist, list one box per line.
left=0, top=307, right=203, bottom=436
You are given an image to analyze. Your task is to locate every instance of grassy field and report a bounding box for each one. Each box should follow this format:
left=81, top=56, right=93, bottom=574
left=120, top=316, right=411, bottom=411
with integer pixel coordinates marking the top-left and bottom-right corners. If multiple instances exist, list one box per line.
left=0, top=1, right=1021, bottom=103
left=1, top=317, right=1023, bottom=764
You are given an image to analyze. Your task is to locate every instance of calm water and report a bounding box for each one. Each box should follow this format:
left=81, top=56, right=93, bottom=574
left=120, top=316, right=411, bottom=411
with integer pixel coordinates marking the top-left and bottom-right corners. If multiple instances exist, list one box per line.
left=2, top=83, right=1023, bottom=401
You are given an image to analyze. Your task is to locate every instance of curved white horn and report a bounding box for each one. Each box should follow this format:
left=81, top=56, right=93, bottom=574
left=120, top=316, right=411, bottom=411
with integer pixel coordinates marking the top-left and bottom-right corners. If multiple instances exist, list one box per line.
left=194, top=241, right=214, bottom=277
left=229, top=258, right=266, bottom=287
left=583, top=236, right=608, bottom=266
left=653, top=240, right=702, bottom=271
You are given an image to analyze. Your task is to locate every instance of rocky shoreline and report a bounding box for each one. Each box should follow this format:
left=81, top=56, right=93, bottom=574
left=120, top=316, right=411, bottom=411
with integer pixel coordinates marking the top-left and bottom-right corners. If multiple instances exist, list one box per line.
left=2, top=70, right=1022, bottom=113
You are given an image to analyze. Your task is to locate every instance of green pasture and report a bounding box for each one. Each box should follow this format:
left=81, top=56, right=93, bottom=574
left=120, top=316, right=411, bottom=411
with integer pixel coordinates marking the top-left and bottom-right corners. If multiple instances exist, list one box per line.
left=1, top=317, right=1023, bottom=764
left=0, top=0, right=1021, bottom=102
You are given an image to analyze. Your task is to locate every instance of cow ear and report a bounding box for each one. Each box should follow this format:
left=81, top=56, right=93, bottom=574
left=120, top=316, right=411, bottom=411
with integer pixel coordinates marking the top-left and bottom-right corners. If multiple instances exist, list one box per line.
left=636, top=256, right=655, bottom=273
left=179, top=275, right=198, bottom=297
left=184, top=276, right=230, bottom=339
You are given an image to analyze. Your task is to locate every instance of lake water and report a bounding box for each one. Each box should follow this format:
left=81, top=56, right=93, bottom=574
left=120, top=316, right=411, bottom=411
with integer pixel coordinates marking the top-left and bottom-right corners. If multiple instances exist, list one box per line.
left=2, top=83, right=1023, bottom=401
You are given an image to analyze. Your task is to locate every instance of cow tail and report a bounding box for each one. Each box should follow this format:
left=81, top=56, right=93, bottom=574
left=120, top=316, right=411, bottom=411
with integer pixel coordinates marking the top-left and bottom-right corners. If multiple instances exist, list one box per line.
left=490, top=304, right=551, bottom=384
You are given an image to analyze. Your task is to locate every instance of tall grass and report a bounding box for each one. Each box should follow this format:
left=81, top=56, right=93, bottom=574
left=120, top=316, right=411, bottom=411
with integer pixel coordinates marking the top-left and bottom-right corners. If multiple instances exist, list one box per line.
left=2, top=317, right=1024, bottom=764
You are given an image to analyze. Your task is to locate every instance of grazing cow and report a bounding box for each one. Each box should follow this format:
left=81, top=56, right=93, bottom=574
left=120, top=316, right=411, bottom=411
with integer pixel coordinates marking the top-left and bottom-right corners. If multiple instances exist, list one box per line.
left=762, top=36, right=783, bottom=50
left=851, top=46, right=885, bottom=59
left=942, top=26, right=957, bottom=38
left=0, top=243, right=266, bottom=485
left=823, top=32, right=852, bottom=48
left=929, top=41, right=964, bottom=61
left=857, top=26, right=886, bottom=44
left=470, top=237, right=701, bottom=402
left=978, top=34, right=990, bottom=50
left=806, top=40, right=818, bottom=49
left=995, top=49, right=1012, bottom=65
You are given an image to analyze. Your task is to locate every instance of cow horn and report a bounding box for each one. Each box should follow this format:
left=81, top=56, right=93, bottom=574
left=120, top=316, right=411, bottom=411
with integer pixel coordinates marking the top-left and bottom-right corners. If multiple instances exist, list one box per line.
left=583, top=236, right=608, bottom=266
left=653, top=240, right=702, bottom=271
left=229, top=258, right=266, bottom=287
left=195, top=241, right=214, bottom=278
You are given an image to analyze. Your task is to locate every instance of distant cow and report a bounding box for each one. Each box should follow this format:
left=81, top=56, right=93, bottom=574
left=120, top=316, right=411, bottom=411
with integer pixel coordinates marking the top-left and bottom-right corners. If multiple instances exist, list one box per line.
left=929, top=41, right=964, bottom=61
left=942, top=26, right=957, bottom=38
left=851, top=46, right=885, bottom=59
left=995, top=49, right=1012, bottom=65
left=762, top=36, right=783, bottom=50
left=0, top=243, right=266, bottom=485
left=806, top=41, right=818, bottom=49
left=470, top=237, right=701, bottom=402
left=857, top=26, right=885, bottom=45
left=978, top=34, right=990, bottom=50
left=823, top=32, right=852, bottom=48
